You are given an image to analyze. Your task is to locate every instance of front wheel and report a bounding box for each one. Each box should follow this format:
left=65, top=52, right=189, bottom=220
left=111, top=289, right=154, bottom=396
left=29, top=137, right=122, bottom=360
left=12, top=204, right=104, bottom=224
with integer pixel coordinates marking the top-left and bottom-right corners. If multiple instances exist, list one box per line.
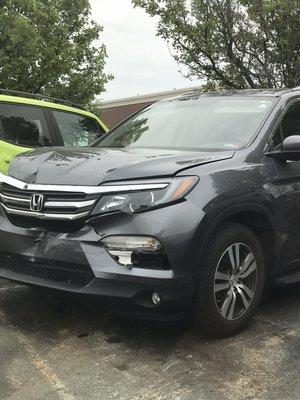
left=189, top=223, right=265, bottom=338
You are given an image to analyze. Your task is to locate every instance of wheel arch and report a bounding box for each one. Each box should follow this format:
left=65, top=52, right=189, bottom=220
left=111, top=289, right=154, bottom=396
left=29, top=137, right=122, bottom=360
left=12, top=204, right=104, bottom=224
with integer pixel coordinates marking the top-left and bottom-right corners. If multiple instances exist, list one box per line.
left=201, top=204, right=279, bottom=276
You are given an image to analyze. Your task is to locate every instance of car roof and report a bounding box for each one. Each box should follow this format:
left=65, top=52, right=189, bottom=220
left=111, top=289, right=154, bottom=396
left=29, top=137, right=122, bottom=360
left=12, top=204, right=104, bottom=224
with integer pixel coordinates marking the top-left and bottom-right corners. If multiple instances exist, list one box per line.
left=0, top=94, right=108, bottom=132
left=162, top=87, right=300, bottom=102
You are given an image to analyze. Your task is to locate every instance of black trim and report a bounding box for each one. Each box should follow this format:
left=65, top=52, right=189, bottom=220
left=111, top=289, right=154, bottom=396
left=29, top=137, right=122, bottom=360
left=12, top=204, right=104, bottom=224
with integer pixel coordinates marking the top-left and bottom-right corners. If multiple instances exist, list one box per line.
left=46, top=109, right=64, bottom=146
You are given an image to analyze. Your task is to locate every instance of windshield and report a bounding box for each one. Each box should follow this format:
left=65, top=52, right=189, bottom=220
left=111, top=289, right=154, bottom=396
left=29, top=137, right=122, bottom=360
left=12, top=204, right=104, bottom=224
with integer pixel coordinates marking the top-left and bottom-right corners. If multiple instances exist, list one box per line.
left=98, top=96, right=275, bottom=151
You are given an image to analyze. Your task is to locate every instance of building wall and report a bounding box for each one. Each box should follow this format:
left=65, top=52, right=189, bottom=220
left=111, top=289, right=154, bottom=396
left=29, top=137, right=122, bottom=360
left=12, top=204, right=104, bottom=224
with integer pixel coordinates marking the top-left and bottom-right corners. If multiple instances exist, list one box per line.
left=99, top=101, right=154, bottom=129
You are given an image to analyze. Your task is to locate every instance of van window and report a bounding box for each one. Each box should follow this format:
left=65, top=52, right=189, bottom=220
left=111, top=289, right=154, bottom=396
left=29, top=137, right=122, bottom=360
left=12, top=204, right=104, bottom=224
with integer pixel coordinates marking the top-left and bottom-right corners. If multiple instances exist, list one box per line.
left=0, top=103, right=51, bottom=147
left=52, top=111, right=103, bottom=147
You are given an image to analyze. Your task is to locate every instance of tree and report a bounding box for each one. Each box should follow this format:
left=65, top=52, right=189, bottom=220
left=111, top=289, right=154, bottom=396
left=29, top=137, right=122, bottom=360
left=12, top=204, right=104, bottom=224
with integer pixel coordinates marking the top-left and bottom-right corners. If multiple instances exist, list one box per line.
left=0, top=0, right=112, bottom=106
left=133, top=0, right=300, bottom=89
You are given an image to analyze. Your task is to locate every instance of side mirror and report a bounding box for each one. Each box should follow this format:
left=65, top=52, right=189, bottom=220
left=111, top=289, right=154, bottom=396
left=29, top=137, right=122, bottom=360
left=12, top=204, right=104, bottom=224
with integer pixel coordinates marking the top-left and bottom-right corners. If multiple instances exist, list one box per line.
left=282, top=135, right=300, bottom=151
left=266, top=135, right=300, bottom=161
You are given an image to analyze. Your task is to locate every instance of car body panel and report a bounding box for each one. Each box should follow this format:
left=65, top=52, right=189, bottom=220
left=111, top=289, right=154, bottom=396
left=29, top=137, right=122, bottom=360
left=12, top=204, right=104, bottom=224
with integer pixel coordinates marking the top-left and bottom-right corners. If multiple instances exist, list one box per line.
left=0, top=139, right=29, bottom=174
left=8, top=147, right=235, bottom=184
left=0, top=88, right=299, bottom=319
left=0, top=94, right=108, bottom=174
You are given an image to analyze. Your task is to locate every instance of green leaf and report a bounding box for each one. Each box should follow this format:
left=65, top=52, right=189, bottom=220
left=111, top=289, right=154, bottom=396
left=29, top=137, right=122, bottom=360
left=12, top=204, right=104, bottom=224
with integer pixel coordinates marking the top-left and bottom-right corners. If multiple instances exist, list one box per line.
left=132, top=0, right=300, bottom=89
left=0, top=0, right=113, bottom=106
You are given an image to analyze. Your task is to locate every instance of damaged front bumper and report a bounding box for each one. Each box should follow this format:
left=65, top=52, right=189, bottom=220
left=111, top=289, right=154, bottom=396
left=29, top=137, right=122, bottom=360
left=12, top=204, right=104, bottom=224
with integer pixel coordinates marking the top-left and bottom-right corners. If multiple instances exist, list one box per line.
left=0, top=203, right=204, bottom=320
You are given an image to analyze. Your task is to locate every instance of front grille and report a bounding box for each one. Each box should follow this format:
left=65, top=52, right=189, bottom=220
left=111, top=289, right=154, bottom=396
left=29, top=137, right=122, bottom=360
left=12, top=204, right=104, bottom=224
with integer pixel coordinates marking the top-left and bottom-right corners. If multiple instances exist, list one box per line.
left=0, top=253, right=95, bottom=288
left=0, top=173, right=171, bottom=229
left=0, top=183, right=99, bottom=222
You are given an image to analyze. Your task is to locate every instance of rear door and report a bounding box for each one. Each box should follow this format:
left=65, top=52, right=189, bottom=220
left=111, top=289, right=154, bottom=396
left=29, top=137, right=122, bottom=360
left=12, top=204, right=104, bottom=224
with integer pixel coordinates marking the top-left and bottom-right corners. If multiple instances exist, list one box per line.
left=0, top=103, right=54, bottom=174
left=49, top=110, right=105, bottom=147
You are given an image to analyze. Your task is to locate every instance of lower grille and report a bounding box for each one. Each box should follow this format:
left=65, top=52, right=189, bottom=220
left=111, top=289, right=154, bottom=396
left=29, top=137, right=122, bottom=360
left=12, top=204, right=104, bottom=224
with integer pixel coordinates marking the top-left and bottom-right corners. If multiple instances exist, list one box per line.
left=0, top=253, right=95, bottom=288
left=5, top=215, right=85, bottom=232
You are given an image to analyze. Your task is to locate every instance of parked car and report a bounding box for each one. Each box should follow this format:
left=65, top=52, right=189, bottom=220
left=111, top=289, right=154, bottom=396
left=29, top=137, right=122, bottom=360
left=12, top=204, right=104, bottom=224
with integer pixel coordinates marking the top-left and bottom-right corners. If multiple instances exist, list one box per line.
left=0, top=88, right=299, bottom=337
left=0, top=89, right=107, bottom=174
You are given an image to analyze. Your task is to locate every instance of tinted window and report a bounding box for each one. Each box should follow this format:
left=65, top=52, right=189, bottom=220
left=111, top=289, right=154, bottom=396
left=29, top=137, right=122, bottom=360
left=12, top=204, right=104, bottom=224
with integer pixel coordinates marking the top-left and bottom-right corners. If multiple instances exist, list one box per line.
left=270, top=101, right=300, bottom=149
left=53, top=111, right=103, bottom=147
left=98, top=97, right=275, bottom=151
left=0, top=103, right=51, bottom=147
left=282, top=102, right=300, bottom=138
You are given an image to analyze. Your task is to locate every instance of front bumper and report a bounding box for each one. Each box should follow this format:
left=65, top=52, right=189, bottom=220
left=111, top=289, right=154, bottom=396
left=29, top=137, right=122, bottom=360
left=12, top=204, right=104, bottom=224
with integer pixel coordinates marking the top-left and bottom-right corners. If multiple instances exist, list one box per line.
left=0, top=202, right=205, bottom=320
left=0, top=251, right=192, bottom=320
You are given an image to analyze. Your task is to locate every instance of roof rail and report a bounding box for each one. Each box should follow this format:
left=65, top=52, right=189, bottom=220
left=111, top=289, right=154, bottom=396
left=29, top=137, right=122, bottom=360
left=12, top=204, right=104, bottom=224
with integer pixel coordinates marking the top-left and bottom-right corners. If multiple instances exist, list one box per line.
left=0, top=88, right=86, bottom=110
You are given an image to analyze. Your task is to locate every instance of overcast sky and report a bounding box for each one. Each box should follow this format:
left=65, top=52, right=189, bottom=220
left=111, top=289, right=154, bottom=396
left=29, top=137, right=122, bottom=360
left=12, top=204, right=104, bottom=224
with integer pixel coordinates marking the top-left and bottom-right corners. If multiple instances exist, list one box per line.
left=90, top=0, right=200, bottom=101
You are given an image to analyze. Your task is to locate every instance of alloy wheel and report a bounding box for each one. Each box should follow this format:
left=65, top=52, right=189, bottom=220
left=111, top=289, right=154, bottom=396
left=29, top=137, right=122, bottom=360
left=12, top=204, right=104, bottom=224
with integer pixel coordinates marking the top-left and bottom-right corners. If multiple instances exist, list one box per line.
left=214, top=243, right=257, bottom=321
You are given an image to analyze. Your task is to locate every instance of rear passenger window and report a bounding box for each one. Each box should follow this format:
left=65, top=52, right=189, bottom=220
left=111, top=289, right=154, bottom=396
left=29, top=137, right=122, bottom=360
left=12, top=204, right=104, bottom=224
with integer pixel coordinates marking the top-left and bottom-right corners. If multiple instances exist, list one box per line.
left=52, top=111, right=104, bottom=147
left=0, top=103, right=51, bottom=147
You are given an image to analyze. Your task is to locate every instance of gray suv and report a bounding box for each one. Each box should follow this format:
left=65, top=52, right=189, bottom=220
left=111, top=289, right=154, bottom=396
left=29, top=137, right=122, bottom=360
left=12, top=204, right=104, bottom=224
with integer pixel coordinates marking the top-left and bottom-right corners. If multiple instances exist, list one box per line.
left=0, top=88, right=299, bottom=337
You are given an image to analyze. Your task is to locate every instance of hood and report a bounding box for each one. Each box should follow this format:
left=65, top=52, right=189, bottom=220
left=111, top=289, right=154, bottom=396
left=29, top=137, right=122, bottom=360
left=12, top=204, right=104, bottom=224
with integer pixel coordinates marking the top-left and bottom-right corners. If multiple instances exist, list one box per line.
left=8, top=147, right=234, bottom=185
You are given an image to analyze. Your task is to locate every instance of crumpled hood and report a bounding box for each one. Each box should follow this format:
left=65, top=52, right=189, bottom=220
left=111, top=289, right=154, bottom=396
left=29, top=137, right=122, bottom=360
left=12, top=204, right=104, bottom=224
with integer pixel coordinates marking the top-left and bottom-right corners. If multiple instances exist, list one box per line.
left=8, top=147, right=234, bottom=185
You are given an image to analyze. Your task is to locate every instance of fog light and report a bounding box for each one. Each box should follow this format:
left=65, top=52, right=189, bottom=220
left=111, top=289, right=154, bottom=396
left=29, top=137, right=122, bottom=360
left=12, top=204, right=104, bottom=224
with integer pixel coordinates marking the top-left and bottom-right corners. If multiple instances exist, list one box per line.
left=152, top=292, right=161, bottom=305
left=108, top=249, right=133, bottom=267
left=101, top=235, right=162, bottom=268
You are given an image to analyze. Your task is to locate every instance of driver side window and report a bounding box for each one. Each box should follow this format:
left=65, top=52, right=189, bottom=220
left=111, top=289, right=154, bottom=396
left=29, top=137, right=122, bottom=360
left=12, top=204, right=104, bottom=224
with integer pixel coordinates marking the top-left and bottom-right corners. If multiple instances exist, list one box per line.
left=270, top=101, right=300, bottom=149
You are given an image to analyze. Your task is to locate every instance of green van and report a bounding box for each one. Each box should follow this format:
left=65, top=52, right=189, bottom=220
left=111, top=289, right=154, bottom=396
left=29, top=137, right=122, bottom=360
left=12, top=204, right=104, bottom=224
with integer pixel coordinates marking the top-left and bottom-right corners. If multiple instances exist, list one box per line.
left=0, top=90, right=108, bottom=174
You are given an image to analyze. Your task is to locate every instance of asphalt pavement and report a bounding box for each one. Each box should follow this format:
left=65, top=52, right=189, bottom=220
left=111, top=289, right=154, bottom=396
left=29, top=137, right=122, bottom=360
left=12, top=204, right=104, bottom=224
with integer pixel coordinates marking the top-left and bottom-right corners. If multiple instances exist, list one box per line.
left=0, top=279, right=299, bottom=400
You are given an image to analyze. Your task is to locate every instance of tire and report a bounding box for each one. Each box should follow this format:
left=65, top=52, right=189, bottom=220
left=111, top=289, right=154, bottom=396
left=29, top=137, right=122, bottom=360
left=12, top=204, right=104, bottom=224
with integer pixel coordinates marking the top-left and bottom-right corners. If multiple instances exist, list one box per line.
left=188, top=222, right=265, bottom=338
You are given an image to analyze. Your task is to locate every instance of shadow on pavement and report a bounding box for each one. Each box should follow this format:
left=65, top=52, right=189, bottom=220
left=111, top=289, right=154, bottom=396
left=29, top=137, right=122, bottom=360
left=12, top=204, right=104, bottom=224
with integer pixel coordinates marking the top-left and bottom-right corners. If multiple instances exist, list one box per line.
left=0, top=279, right=299, bottom=345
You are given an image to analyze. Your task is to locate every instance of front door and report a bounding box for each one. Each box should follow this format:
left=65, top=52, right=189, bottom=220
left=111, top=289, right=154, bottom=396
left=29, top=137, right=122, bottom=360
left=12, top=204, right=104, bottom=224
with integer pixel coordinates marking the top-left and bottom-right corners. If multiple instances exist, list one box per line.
left=268, top=99, right=300, bottom=271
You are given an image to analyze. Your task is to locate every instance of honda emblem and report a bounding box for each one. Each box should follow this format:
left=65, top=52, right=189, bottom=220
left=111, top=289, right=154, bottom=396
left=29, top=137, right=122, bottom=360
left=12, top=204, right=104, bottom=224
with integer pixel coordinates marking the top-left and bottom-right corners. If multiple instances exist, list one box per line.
left=30, top=194, right=44, bottom=212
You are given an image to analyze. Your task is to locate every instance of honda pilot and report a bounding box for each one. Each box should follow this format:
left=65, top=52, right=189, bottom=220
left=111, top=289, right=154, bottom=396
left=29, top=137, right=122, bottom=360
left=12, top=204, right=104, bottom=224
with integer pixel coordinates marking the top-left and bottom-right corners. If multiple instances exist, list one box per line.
left=0, top=88, right=299, bottom=337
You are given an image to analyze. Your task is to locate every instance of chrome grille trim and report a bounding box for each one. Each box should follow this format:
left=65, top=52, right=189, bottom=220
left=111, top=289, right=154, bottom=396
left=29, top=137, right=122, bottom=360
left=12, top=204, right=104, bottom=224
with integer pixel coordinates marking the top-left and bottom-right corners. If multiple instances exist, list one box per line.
left=45, top=199, right=96, bottom=209
left=1, top=204, right=90, bottom=220
left=0, top=173, right=169, bottom=194
left=0, top=193, right=30, bottom=205
left=0, top=185, right=98, bottom=220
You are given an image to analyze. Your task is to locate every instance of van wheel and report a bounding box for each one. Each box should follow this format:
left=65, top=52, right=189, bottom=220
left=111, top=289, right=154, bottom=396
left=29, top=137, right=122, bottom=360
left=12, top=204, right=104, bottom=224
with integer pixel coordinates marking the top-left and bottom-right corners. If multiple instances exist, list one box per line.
left=189, top=223, right=265, bottom=338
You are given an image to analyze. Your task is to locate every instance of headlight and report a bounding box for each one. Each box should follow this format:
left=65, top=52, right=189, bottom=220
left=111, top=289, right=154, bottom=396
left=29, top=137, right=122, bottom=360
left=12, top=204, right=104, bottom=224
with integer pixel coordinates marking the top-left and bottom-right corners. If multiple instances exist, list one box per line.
left=91, top=176, right=198, bottom=216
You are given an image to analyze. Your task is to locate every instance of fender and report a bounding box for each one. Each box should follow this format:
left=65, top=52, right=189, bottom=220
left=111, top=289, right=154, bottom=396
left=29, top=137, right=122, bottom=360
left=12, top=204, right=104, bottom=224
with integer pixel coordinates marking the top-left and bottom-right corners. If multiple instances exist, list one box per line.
left=204, top=203, right=276, bottom=239
left=192, top=202, right=279, bottom=275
